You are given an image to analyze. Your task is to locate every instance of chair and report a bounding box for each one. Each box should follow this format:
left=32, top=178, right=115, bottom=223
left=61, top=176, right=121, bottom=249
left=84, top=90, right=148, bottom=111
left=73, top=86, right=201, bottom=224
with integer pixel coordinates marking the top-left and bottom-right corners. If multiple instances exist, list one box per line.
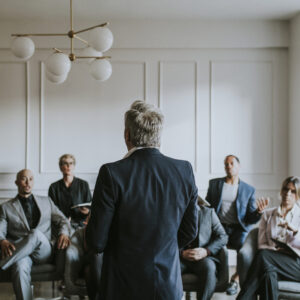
left=0, top=249, right=65, bottom=298
left=238, top=228, right=300, bottom=300
left=182, top=246, right=229, bottom=300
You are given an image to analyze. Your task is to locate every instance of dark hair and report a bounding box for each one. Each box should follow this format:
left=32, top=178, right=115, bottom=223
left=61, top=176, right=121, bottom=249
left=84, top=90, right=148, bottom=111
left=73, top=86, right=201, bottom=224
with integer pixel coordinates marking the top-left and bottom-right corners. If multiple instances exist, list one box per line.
left=224, top=154, right=240, bottom=164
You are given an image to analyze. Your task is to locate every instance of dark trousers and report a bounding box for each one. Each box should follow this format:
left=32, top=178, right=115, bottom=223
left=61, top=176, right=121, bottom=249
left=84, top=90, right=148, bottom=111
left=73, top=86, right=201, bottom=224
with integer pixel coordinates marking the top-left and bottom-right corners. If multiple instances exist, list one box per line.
left=237, top=249, right=300, bottom=300
left=84, top=253, right=103, bottom=300
left=181, top=257, right=217, bottom=300
left=222, top=223, right=248, bottom=251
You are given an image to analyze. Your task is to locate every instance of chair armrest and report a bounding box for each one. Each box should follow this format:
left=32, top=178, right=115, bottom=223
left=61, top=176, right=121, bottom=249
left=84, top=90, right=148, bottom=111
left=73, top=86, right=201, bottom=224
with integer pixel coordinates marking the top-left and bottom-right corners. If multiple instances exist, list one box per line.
left=237, top=228, right=258, bottom=286
left=216, top=246, right=229, bottom=291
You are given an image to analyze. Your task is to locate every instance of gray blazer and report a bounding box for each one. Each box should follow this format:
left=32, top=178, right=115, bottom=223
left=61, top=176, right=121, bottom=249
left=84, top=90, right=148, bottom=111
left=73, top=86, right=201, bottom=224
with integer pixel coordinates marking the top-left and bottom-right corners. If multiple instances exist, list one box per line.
left=192, top=205, right=228, bottom=256
left=0, top=195, right=70, bottom=245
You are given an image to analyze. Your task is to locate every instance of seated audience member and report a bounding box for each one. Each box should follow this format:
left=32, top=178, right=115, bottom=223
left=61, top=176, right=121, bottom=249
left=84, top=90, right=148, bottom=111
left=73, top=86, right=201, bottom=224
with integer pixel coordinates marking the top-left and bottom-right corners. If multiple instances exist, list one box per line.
left=65, top=216, right=102, bottom=300
left=181, top=197, right=228, bottom=300
left=49, top=154, right=92, bottom=230
left=237, top=176, right=300, bottom=300
left=0, top=169, right=70, bottom=300
left=205, top=154, right=268, bottom=295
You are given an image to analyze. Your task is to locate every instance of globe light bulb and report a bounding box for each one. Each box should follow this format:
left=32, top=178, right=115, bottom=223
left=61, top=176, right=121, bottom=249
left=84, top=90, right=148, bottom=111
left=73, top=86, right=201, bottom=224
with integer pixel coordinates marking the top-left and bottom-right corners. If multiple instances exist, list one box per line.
left=11, top=37, right=35, bottom=60
left=89, top=59, right=112, bottom=81
left=88, top=27, right=113, bottom=52
left=45, top=53, right=71, bottom=76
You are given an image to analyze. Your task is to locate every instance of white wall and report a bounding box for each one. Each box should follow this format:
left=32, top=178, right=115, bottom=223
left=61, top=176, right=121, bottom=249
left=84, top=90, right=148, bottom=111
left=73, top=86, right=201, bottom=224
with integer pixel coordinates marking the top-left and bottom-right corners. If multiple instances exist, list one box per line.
left=0, top=20, right=289, bottom=205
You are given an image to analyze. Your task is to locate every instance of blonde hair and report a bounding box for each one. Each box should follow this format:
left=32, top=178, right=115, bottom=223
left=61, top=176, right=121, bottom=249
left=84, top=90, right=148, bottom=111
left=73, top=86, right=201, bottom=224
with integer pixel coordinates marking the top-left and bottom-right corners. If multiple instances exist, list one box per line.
left=59, top=154, right=76, bottom=167
left=125, top=100, right=164, bottom=147
left=281, top=176, right=300, bottom=199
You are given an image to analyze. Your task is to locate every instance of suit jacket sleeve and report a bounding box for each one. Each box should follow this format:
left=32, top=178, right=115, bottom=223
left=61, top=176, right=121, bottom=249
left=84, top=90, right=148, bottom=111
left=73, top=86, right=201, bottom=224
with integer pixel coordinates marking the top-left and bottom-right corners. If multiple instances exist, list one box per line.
left=177, top=163, right=198, bottom=250
left=49, top=197, right=71, bottom=237
left=244, top=187, right=261, bottom=225
left=86, top=164, right=116, bottom=253
left=48, top=184, right=58, bottom=206
left=206, top=209, right=228, bottom=255
left=0, top=204, right=7, bottom=242
left=205, top=180, right=212, bottom=205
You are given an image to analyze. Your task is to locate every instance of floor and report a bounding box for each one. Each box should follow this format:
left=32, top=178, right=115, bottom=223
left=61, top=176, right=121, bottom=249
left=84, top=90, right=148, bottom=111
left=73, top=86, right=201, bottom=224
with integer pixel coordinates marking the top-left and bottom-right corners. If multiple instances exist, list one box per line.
left=0, top=267, right=238, bottom=300
left=0, top=282, right=239, bottom=300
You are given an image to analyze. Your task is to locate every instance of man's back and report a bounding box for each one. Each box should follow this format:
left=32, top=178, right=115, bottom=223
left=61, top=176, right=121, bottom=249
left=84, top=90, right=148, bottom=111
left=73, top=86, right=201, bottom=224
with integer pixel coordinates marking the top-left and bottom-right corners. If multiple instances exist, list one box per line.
left=86, top=148, right=198, bottom=300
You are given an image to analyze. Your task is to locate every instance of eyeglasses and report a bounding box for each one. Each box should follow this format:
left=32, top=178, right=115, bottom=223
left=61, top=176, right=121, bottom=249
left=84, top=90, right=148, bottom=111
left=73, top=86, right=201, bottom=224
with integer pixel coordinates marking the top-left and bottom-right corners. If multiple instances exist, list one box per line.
left=61, top=161, right=74, bottom=167
left=282, top=187, right=297, bottom=194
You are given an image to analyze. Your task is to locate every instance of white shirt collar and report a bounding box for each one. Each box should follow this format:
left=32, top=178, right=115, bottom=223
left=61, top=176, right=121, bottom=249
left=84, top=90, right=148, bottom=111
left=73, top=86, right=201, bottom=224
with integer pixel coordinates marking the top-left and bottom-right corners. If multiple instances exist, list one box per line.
left=123, top=146, right=159, bottom=159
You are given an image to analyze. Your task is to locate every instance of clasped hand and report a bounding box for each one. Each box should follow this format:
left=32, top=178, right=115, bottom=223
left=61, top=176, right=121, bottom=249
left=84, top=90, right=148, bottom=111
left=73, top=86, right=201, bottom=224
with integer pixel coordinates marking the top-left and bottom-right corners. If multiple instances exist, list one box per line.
left=0, top=239, right=16, bottom=259
left=182, top=247, right=208, bottom=261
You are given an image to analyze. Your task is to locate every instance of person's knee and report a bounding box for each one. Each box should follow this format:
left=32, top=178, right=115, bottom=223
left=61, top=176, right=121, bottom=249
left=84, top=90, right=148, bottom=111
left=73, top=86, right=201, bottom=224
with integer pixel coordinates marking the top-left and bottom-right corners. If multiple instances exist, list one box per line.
left=201, top=258, right=217, bottom=278
left=11, top=257, right=32, bottom=277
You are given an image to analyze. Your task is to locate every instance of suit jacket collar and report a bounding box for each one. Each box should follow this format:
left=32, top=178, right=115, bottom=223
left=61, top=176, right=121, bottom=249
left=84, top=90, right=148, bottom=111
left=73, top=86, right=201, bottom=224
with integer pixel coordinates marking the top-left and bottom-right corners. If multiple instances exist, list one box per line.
left=126, top=147, right=161, bottom=158
left=12, top=194, right=42, bottom=230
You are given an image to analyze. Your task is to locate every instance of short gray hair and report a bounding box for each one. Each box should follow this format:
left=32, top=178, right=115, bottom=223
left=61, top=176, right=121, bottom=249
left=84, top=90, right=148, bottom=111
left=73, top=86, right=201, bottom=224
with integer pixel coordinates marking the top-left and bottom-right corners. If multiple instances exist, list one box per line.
left=125, top=100, right=164, bottom=147
left=59, top=154, right=76, bottom=166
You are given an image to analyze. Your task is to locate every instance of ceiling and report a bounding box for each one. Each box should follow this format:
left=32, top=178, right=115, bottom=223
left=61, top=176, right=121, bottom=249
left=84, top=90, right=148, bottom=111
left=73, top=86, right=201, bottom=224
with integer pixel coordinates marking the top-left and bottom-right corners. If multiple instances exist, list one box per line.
left=1, top=0, right=300, bottom=22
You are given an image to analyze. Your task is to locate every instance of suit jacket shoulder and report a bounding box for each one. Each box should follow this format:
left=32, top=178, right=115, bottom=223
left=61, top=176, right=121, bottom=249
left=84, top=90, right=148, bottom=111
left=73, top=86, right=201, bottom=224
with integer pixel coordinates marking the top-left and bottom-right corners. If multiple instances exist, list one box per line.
left=239, top=180, right=255, bottom=193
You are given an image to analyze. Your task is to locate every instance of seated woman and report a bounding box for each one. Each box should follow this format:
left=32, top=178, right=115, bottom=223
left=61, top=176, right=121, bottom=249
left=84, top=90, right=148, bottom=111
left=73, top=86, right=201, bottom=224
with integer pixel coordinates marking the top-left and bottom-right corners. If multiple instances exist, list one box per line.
left=48, top=154, right=92, bottom=231
left=180, top=196, right=228, bottom=300
left=237, top=176, right=300, bottom=300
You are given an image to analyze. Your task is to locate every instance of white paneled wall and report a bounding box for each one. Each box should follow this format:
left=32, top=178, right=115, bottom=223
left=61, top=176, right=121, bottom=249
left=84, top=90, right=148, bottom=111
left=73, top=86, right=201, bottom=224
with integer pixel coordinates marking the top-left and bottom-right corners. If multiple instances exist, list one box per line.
left=0, top=20, right=288, bottom=206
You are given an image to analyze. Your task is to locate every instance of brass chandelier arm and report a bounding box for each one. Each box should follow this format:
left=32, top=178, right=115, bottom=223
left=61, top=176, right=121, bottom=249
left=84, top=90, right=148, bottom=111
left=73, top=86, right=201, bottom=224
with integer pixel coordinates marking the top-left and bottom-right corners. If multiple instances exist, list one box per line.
left=11, top=33, right=68, bottom=37
left=74, top=22, right=108, bottom=35
left=74, top=35, right=90, bottom=46
left=76, top=55, right=111, bottom=59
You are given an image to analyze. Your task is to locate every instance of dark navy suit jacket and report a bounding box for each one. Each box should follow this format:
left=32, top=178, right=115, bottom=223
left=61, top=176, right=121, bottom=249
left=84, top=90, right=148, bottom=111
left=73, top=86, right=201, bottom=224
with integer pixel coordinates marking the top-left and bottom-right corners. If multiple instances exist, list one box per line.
left=205, top=177, right=261, bottom=232
left=86, top=148, right=198, bottom=300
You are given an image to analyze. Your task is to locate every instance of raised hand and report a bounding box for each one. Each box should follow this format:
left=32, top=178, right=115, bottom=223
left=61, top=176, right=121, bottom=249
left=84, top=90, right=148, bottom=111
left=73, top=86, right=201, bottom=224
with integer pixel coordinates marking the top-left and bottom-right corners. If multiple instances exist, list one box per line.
left=256, top=197, right=270, bottom=213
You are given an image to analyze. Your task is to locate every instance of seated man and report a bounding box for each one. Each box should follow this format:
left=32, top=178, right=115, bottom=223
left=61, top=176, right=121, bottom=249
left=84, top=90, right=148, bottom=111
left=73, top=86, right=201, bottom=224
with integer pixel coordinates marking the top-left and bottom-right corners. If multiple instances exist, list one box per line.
left=205, top=155, right=267, bottom=295
left=181, top=197, right=228, bottom=300
left=49, top=154, right=92, bottom=231
left=0, top=169, right=71, bottom=300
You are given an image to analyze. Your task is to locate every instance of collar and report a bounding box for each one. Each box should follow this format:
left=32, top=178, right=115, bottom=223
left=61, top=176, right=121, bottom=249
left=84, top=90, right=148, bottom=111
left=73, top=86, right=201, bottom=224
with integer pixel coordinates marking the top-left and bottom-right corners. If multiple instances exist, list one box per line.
left=123, top=146, right=159, bottom=159
left=277, top=204, right=297, bottom=218
left=18, top=194, right=33, bottom=203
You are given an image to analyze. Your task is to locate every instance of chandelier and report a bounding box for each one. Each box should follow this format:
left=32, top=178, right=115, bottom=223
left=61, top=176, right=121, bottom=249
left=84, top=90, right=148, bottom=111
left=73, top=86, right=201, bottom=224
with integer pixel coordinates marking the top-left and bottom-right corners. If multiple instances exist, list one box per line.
left=10, top=0, right=113, bottom=84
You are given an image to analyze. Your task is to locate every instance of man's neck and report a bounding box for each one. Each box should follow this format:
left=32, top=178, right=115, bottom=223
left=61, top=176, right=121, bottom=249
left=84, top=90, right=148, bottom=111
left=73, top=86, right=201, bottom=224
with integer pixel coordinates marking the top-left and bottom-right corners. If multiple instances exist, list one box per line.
left=225, top=176, right=239, bottom=185
left=18, top=193, right=32, bottom=198
left=63, top=175, right=74, bottom=188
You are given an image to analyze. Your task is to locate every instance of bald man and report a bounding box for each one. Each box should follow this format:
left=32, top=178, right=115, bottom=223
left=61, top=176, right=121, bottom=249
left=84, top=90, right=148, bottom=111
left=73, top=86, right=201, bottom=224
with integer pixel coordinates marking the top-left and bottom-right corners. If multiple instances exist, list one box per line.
left=0, top=169, right=71, bottom=300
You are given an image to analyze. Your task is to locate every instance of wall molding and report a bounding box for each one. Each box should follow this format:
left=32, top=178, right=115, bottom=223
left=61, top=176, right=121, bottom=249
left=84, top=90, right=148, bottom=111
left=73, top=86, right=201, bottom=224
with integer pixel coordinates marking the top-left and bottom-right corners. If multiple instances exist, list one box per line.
left=209, top=60, right=274, bottom=175
left=0, top=61, right=29, bottom=174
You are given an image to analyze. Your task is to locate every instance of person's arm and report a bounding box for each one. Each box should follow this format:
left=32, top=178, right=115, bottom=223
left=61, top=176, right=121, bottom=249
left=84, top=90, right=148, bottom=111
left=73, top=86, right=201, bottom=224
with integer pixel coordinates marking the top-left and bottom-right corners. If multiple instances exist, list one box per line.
left=86, top=164, right=116, bottom=253
left=178, top=163, right=198, bottom=250
left=205, top=209, right=228, bottom=255
left=49, top=197, right=71, bottom=249
left=0, top=204, right=16, bottom=258
left=258, top=211, right=276, bottom=250
left=244, top=189, right=262, bottom=225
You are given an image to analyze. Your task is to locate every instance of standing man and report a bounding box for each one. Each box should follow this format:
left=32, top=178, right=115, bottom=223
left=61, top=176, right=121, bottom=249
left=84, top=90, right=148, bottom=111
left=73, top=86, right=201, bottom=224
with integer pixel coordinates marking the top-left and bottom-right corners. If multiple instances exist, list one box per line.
left=205, top=155, right=268, bottom=295
left=0, top=169, right=70, bottom=300
left=86, top=100, right=199, bottom=300
left=49, top=154, right=92, bottom=231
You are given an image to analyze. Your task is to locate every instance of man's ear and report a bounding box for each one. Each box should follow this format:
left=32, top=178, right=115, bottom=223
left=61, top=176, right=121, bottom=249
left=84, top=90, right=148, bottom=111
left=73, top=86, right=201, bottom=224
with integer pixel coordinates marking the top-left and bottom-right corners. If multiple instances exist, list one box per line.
left=125, top=129, right=130, bottom=143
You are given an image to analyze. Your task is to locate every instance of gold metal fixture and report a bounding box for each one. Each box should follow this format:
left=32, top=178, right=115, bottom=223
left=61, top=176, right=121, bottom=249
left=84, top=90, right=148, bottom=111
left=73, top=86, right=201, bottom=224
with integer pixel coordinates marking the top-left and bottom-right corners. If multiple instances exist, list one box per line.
left=11, top=0, right=111, bottom=62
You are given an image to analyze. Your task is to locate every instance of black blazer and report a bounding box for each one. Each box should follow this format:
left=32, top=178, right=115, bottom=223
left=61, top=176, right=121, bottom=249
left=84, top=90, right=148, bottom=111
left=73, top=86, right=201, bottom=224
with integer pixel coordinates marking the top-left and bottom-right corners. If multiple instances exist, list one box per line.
left=86, top=148, right=198, bottom=300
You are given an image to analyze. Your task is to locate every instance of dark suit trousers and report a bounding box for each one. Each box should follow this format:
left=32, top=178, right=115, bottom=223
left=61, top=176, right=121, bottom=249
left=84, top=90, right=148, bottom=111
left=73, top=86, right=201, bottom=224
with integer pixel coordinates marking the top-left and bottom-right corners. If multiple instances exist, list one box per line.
left=237, top=249, right=300, bottom=300
left=181, top=257, right=217, bottom=300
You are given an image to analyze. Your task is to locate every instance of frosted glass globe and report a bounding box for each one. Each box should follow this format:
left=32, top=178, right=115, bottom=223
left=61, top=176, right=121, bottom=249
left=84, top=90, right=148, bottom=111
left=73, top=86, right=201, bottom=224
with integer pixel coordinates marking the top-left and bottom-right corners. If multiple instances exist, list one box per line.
left=45, top=53, right=71, bottom=76
left=11, top=37, right=35, bottom=60
left=88, top=27, right=113, bottom=52
left=89, top=59, right=112, bottom=81
left=45, top=70, right=68, bottom=84
left=80, top=46, right=103, bottom=64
